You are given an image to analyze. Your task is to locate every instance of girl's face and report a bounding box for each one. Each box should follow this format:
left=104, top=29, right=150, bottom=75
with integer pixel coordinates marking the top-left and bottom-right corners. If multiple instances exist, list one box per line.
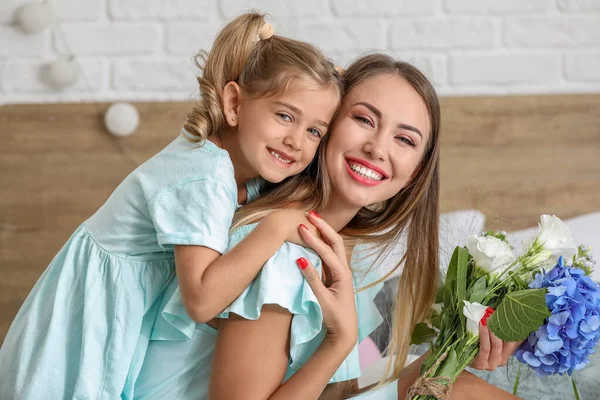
left=326, top=74, right=430, bottom=209
left=236, top=78, right=339, bottom=183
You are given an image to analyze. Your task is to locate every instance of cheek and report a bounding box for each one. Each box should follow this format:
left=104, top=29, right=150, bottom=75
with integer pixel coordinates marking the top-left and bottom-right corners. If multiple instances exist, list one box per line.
left=393, top=155, right=420, bottom=180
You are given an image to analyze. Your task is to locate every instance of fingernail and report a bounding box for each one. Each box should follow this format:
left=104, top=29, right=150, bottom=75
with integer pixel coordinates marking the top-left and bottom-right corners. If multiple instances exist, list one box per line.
left=480, top=307, right=495, bottom=326
left=296, top=257, right=308, bottom=270
left=299, top=223, right=309, bottom=230
left=309, top=210, right=321, bottom=219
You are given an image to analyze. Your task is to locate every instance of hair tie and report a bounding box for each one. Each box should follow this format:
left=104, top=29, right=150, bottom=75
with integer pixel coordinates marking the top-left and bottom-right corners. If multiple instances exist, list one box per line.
left=334, top=65, right=344, bottom=75
left=257, top=21, right=274, bottom=41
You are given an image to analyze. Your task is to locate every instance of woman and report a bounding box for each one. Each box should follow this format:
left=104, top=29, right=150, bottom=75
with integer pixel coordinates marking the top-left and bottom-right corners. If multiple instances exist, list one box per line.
left=133, top=54, right=519, bottom=400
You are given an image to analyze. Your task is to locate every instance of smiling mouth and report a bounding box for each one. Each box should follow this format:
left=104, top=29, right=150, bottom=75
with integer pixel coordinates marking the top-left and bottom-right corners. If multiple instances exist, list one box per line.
left=347, top=161, right=385, bottom=181
left=268, top=148, right=295, bottom=165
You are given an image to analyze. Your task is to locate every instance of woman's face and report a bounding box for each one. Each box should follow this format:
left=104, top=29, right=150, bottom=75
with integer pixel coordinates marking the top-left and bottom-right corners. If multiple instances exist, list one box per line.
left=326, top=73, right=430, bottom=209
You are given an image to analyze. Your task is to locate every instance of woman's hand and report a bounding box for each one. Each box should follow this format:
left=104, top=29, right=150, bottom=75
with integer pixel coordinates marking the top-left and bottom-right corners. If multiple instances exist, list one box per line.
left=471, top=324, right=522, bottom=371
left=295, top=213, right=358, bottom=349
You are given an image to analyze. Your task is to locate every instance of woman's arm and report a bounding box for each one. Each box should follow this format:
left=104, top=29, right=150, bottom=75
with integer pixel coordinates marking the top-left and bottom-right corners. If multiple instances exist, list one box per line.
left=395, top=353, right=520, bottom=400
left=209, top=306, right=356, bottom=400
left=209, top=221, right=359, bottom=400
left=175, top=209, right=316, bottom=323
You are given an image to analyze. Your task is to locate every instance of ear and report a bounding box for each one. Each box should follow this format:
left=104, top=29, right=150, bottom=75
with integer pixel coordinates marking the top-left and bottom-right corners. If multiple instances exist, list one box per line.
left=222, top=81, right=243, bottom=127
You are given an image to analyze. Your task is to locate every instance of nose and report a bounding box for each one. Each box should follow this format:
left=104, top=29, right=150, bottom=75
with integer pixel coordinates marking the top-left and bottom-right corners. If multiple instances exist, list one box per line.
left=362, top=132, right=386, bottom=161
left=282, top=127, right=304, bottom=151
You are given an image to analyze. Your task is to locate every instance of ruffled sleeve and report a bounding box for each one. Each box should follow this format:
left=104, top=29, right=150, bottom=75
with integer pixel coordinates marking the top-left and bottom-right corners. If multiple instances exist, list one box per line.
left=148, top=172, right=237, bottom=254
left=220, top=230, right=385, bottom=383
left=219, top=225, right=330, bottom=375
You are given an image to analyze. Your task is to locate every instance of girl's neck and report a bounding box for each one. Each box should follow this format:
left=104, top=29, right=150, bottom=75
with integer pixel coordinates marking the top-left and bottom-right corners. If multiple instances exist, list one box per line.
left=210, top=132, right=256, bottom=193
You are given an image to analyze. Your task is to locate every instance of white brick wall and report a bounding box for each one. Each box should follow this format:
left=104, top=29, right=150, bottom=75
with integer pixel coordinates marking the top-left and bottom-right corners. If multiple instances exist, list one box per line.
left=1, top=0, right=599, bottom=103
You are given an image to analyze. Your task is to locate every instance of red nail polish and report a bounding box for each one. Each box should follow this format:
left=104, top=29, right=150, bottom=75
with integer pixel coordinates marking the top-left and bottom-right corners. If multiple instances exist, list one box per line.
left=299, top=223, right=309, bottom=230
left=309, top=210, right=321, bottom=219
left=296, top=257, right=308, bottom=270
left=481, top=307, right=495, bottom=326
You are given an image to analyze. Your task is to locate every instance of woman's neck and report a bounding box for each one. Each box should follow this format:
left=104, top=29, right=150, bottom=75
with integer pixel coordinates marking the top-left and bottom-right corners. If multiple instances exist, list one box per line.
left=319, top=194, right=361, bottom=233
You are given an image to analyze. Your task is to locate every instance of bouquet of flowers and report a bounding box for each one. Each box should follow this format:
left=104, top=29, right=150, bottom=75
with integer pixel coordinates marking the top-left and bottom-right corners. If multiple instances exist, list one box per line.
left=408, top=215, right=600, bottom=400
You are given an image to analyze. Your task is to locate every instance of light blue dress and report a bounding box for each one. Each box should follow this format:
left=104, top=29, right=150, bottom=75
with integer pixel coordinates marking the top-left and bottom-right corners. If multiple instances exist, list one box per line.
left=0, top=132, right=261, bottom=400
left=132, top=225, right=384, bottom=400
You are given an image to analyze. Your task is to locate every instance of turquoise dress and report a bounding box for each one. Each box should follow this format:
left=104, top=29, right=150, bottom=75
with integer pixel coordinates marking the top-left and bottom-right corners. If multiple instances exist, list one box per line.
left=132, top=225, right=384, bottom=400
left=0, top=132, right=261, bottom=400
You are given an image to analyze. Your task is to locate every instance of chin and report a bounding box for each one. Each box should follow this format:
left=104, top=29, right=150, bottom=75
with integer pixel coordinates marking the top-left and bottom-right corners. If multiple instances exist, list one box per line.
left=260, top=171, right=287, bottom=184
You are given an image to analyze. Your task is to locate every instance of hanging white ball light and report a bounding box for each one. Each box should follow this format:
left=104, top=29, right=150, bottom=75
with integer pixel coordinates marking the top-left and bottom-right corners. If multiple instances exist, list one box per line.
left=16, top=1, right=57, bottom=34
left=104, top=102, right=140, bottom=137
left=46, top=55, right=79, bottom=88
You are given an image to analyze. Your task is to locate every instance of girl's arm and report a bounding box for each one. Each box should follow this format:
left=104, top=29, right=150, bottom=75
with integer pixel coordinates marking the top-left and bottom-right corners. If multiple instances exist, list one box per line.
left=209, top=223, right=359, bottom=400
left=175, top=209, right=315, bottom=323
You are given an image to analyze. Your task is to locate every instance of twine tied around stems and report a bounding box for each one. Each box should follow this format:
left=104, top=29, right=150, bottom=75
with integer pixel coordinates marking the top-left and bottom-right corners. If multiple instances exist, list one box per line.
left=406, top=352, right=453, bottom=400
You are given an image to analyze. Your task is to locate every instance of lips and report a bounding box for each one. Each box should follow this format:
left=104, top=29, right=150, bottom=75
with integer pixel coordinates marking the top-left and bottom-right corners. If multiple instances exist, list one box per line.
left=268, top=147, right=296, bottom=165
left=345, top=157, right=389, bottom=180
left=344, top=159, right=388, bottom=187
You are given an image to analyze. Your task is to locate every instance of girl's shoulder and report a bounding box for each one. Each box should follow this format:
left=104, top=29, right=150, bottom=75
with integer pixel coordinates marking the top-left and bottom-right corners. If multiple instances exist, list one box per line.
left=137, top=131, right=237, bottom=199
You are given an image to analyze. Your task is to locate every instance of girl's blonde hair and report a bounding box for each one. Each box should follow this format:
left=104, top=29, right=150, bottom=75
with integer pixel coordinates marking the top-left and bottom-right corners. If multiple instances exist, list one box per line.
left=184, top=12, right=343, bottom=143
left=233, top=53, right=441, bottom=384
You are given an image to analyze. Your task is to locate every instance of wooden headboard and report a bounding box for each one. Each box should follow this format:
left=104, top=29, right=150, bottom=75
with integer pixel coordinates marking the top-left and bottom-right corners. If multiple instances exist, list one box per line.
left=1, top=95, right=599, bottom=342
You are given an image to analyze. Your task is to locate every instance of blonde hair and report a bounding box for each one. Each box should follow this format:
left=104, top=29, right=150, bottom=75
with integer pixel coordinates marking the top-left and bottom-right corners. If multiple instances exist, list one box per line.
left=233, top=54, right=441, bottom=386
left=184, top=12, right=343, bottom=143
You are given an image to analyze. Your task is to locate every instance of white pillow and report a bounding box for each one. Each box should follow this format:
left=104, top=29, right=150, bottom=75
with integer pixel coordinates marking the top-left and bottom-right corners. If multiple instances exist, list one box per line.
left=505, top=212, right=600, bottom=282
left=360, top=210, right=486, bottom=280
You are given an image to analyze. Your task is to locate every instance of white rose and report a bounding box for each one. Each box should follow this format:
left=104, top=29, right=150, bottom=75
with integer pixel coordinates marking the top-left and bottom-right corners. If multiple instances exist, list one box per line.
left=534, top=215, right=577, bottom=263
left=462, top=300, right=488, bottom=337
left=465, top=235, right=516, bottom=276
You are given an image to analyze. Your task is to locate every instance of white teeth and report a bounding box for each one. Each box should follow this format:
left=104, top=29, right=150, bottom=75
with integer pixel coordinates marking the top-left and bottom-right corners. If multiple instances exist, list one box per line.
left=270, top=150, right=292, bottom=164
left=348, top=162, right=383, bottom=181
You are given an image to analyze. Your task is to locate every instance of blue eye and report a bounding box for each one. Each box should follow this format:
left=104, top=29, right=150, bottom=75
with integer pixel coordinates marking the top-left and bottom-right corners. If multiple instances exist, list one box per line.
left=396, top=136, right=415, bottom=147
left=355, top=115, right=374, bottom=127
left=308, top=128, right=322, bottom=138
left=277, top=113, right=293, bottom=122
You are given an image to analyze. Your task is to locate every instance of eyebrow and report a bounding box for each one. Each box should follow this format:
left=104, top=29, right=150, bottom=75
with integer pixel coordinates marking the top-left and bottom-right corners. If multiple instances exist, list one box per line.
left=274, top=101, right=329, bottom=129
left=354, top=101, right=422, bottom=138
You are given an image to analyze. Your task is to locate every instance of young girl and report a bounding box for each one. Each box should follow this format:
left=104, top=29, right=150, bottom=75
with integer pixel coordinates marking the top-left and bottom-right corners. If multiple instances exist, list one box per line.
left=0, top=12, right=342, bottom=400
left=131, top=54, right=519, bottom=400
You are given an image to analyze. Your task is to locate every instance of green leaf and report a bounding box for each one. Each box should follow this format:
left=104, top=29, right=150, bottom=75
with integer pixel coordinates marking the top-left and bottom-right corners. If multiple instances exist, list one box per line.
left=468, top=275, right=487, bottom=297
left=443, top=247, right=460, bottom=309
left=456, top=247, right=470, bottom=332
left=513, top=363, right=521, bottom=395
left=468, top=275, right=488, bottom=303
left=437, top=348, right=459, bottom=379
left=431, top=313, right=443, bottom=330
left=435, top=285, right=444, bottom=303
left=455, top=247, right=469, bottom=305
left=411, top=322, right=437, bottom=345
left=487, top=289, right=551, bottom=342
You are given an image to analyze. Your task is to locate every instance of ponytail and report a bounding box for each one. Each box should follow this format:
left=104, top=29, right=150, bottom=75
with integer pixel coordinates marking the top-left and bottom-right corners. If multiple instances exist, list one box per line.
left=184, top=12, right=342, bottom=144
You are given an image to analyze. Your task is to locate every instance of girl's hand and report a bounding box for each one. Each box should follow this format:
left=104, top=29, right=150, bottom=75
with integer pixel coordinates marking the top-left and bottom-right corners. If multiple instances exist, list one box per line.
left=265, top=209, right=319, bottom=247
left=471, top=325, right=522, bottom=371
left=295, top=216, right=358, bottom=349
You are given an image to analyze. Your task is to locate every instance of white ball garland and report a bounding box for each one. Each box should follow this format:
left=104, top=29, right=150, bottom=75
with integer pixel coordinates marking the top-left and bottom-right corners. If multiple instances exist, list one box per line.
left=46, top=55, right=79, bottom=88
left=104, top=102, right=140, bottom=137
left=16, top=1, right=57, bottom=34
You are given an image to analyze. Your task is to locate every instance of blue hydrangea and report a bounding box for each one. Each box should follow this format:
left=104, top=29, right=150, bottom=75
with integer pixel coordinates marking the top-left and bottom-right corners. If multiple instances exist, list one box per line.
left=515, top=257, right=600, bottom=376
